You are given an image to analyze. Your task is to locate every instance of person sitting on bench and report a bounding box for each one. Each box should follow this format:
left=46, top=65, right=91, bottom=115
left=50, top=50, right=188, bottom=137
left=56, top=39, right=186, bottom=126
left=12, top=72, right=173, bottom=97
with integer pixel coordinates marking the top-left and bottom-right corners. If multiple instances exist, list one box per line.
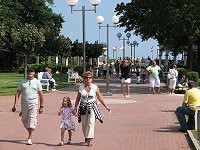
left=175, top=80, right=200, bottom=132
left=42, top=67, right=56, bottom=91
left=178, top=74, right=188, bottom=88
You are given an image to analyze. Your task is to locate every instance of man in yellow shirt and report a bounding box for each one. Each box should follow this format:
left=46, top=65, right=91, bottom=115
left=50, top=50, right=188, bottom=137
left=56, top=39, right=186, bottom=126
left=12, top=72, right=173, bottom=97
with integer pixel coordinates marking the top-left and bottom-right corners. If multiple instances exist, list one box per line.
left=175, top=80, right=200, bottom=132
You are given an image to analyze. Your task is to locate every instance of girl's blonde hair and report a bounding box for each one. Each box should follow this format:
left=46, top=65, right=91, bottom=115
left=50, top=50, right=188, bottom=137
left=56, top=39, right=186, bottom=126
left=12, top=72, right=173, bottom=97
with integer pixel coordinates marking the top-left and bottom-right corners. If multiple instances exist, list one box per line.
left=62, top=96, right=72, bottom=107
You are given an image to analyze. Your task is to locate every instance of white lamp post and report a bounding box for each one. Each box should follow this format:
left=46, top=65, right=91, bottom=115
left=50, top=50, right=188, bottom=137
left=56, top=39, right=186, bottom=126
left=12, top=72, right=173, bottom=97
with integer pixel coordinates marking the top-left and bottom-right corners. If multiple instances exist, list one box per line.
left=67, top=0, right=101, bottom=73
left=132, top=40, right=139, bottom=65
left=97, top=15, right=119, bottom=96
left=117, top=32, right=131, bottom=59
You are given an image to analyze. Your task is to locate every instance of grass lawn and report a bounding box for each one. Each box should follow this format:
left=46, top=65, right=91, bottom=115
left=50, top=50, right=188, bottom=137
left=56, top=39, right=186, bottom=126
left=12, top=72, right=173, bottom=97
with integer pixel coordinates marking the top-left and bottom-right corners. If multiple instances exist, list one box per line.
left=0, top=72, right=74, bottom=96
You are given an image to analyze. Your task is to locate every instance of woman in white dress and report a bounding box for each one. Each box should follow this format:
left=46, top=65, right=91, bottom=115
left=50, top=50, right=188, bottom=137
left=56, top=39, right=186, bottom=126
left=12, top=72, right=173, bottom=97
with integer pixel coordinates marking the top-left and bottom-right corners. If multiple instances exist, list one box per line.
left=168, top=65, right=178, bottom=94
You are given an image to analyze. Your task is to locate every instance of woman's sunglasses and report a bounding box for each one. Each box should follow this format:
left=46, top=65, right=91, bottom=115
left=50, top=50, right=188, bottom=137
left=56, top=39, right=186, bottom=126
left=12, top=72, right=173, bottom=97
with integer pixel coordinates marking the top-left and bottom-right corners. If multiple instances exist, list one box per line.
left=84, top=76, right=92, bottom=79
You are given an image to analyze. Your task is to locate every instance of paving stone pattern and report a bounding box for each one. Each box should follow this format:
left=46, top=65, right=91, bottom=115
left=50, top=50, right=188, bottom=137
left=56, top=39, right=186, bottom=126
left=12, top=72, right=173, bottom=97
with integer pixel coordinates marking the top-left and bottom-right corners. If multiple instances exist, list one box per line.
left=0, top=76, right=195, bottom=150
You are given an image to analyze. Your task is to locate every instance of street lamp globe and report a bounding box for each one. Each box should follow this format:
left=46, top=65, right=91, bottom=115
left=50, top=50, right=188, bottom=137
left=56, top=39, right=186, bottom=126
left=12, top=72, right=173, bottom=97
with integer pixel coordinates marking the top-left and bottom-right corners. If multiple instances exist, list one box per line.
left=90, top=0, right=101, bottom=6
left=96, top=16, right=104, bottom=24
left=133, top=40, right=139, bottom=46
left=66, top=0, right=78, bottom=6
left=117, top=32, right=122, bottom=38
left=126, top=33, right=131, bottom=38
left=112, top=16, right=119, bottom=24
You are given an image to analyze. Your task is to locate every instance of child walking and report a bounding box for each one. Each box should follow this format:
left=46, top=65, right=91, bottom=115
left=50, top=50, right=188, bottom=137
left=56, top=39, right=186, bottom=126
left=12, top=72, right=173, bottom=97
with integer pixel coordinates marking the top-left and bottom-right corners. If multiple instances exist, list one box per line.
left=58, top=96, right=75, bottom=146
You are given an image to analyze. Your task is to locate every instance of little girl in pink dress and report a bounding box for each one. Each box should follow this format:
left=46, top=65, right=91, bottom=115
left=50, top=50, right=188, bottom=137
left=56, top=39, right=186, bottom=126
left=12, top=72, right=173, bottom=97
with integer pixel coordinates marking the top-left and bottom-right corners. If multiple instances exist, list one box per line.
left=58, top=96, right=75, bottom=146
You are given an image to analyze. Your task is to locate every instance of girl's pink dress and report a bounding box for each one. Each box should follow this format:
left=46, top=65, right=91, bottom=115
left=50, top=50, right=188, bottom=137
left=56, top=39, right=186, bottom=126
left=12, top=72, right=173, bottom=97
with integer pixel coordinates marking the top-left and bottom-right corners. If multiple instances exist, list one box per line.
left=60, top=107, right=75, bottom=131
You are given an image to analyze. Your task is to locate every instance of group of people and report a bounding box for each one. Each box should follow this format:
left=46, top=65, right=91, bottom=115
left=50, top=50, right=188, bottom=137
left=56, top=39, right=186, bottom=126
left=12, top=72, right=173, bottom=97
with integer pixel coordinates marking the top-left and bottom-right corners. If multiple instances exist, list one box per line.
left=10, top=59, right=200, bottom=146
left=12, top=68, right=110, bottom=146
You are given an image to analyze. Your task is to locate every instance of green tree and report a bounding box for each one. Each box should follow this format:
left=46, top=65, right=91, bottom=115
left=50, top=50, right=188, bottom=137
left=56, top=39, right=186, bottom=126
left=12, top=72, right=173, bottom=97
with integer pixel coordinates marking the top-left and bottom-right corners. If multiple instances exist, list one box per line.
left=0, top=0, right=64, bottom=70
left=115, top=0, right=200, bottom=70
left=12, top=23, right=45, bottom=77
left=54, top=35, right=72, bottom=82
left=71, top=40, right=104, bottom=58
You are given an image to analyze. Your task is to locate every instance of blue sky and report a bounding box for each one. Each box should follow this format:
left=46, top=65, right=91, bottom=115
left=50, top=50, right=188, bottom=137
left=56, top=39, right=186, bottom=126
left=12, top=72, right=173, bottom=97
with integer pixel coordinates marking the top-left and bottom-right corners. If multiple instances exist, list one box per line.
left=51, top=0, right=158, bottom=59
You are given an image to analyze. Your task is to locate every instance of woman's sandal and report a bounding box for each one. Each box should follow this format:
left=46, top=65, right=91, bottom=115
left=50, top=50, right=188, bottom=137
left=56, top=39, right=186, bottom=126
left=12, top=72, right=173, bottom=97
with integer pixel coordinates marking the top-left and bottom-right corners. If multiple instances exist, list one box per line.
left=87, top=139, right=92, bottom=147
left=87, top=141, right=92, bottom=147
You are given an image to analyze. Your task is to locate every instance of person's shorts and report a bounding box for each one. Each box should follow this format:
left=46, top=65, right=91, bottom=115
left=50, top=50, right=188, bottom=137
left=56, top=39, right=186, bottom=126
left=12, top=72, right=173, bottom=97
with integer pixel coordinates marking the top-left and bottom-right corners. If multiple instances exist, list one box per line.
left=21, top=103, right=38, bottom=129
left=149, top=78, right=160, bottom=87
left=121, top=78, right=131, bottom=83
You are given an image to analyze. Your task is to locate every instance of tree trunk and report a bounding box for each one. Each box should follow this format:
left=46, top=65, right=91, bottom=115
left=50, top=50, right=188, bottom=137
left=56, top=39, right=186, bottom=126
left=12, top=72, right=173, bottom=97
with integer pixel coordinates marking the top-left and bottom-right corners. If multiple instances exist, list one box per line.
left=60, top=56, right=63, bottom=83
left=196, top=39, right=200, bottom=72
left=186, top=48, right=193, bottom=70
left=24, top=55, right=28, bottom=78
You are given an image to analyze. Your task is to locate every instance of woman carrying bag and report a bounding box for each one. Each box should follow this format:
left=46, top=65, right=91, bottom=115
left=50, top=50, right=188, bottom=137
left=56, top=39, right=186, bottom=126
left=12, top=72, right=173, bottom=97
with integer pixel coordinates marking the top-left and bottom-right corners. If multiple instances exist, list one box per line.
left=73, top=71, right=111, bottom=147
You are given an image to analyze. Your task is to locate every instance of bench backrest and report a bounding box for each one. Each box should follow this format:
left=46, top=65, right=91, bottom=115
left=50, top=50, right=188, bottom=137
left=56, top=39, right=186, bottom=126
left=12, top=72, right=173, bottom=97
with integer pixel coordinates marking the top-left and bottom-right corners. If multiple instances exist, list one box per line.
left=38, top=72, right=44, bottom=80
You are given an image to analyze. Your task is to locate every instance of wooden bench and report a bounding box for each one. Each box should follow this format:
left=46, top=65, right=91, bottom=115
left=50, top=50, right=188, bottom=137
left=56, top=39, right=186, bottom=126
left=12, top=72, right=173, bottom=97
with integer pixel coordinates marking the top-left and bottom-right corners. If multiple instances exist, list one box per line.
left=38, top=72, right=50, bottom=91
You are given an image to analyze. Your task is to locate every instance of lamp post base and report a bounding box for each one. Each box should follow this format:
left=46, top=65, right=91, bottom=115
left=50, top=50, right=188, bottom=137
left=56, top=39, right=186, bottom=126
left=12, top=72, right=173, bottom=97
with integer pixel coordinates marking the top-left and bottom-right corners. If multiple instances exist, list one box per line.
left=102, top=92, right=112, bottom=96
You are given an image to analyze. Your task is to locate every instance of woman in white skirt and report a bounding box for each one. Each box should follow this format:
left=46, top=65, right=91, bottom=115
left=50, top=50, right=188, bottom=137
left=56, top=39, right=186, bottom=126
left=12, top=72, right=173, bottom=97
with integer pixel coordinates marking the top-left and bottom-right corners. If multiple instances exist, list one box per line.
left=120, top=60, right=131, bottom=97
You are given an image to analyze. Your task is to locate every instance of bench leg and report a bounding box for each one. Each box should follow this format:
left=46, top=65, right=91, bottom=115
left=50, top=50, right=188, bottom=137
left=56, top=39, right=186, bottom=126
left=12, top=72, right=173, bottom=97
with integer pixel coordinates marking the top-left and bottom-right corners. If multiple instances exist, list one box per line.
left=187, top=115, right=195, bottom=130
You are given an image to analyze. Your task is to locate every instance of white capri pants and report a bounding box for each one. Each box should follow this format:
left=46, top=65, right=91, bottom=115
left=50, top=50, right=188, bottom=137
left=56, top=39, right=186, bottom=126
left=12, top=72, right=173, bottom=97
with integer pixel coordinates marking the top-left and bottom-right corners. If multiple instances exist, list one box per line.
left=21, top=103, right=38, bottom=129
left=149, top=78, right=160, bottom=87
left=81, top=109, right=96, bottom=139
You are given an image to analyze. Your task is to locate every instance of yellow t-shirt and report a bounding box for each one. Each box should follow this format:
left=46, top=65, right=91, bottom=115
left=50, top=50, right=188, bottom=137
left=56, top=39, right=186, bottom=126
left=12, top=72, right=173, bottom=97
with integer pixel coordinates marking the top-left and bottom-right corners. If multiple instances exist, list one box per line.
left=183, top=88, right=200, bottom=110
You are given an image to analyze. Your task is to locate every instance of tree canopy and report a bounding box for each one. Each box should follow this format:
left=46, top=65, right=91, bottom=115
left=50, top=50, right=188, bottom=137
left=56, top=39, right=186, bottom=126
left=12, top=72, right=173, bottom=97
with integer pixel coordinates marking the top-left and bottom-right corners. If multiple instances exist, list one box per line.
left=115, top=0, right=200, bottom=70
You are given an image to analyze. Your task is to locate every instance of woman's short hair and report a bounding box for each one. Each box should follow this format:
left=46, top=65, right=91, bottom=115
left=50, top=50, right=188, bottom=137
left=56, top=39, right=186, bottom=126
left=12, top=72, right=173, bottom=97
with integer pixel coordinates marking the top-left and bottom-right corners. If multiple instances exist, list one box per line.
left=83, top=71, right=93, bottom=78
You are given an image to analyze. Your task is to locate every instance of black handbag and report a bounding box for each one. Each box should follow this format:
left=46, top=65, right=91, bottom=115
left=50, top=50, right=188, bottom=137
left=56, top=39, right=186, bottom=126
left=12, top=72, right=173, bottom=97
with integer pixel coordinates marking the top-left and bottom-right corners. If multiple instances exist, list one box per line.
left=79, top=105, right=87, bottom=115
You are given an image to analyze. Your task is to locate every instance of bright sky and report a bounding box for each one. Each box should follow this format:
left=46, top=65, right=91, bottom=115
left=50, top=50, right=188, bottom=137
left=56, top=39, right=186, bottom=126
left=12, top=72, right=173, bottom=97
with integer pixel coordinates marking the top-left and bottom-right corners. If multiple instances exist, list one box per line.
left=51, top=0, right=159, bottom=60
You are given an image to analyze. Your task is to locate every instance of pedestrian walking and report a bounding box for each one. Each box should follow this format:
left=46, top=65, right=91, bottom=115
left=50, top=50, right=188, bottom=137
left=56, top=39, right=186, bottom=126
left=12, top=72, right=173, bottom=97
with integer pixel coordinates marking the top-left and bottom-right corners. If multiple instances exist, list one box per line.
left=140, top=66, right=146, bottom=84
left=73, top=71, right=111, bottom=147
left=58, top=96, right=75, bottom=146
left=146, top=60, right=161, bottom=94
left=101, top=61, right=107, bottom=79
left=114, top=60, right=120, bottom=77
left=136, top=66, right=140, bottom=84
left=11, top=67, right=44, bottom=145
left=120, top=60, right=131, bottom=97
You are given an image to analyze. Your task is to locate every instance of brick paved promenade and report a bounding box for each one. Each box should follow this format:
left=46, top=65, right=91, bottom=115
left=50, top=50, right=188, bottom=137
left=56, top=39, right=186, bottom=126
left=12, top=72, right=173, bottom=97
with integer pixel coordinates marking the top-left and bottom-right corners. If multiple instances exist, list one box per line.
left=0, top=76, right=195, bottom=150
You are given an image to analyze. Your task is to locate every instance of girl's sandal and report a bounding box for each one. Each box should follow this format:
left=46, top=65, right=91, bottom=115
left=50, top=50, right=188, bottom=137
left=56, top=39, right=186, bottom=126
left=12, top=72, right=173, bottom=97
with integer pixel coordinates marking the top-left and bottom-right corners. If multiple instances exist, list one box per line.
left=67, top=140, right=71, bottom=144
left=59, top=141, right=64, bottom=146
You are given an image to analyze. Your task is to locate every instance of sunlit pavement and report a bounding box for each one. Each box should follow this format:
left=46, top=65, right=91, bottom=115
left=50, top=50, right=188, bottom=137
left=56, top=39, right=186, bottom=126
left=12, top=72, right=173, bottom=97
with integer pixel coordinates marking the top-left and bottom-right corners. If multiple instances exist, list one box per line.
left=0, top=75, right=195, bottom=150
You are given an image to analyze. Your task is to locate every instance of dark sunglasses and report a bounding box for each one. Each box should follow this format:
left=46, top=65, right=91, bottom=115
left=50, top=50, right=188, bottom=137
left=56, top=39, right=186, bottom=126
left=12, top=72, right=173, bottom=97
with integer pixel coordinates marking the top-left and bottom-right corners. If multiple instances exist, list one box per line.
left=84, top=76, right=92, bottom=79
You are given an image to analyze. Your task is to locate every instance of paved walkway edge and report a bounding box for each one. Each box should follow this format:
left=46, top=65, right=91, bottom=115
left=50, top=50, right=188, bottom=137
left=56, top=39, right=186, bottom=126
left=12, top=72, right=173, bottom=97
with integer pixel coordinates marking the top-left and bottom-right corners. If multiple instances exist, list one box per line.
left=188, top=130, right=200, bottom=150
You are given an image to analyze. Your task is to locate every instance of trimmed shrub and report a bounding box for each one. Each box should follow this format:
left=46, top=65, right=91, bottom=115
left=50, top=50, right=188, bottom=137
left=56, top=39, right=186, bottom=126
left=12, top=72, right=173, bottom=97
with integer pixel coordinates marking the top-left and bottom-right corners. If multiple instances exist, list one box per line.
left=177, top=68, right=199, bottom=84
